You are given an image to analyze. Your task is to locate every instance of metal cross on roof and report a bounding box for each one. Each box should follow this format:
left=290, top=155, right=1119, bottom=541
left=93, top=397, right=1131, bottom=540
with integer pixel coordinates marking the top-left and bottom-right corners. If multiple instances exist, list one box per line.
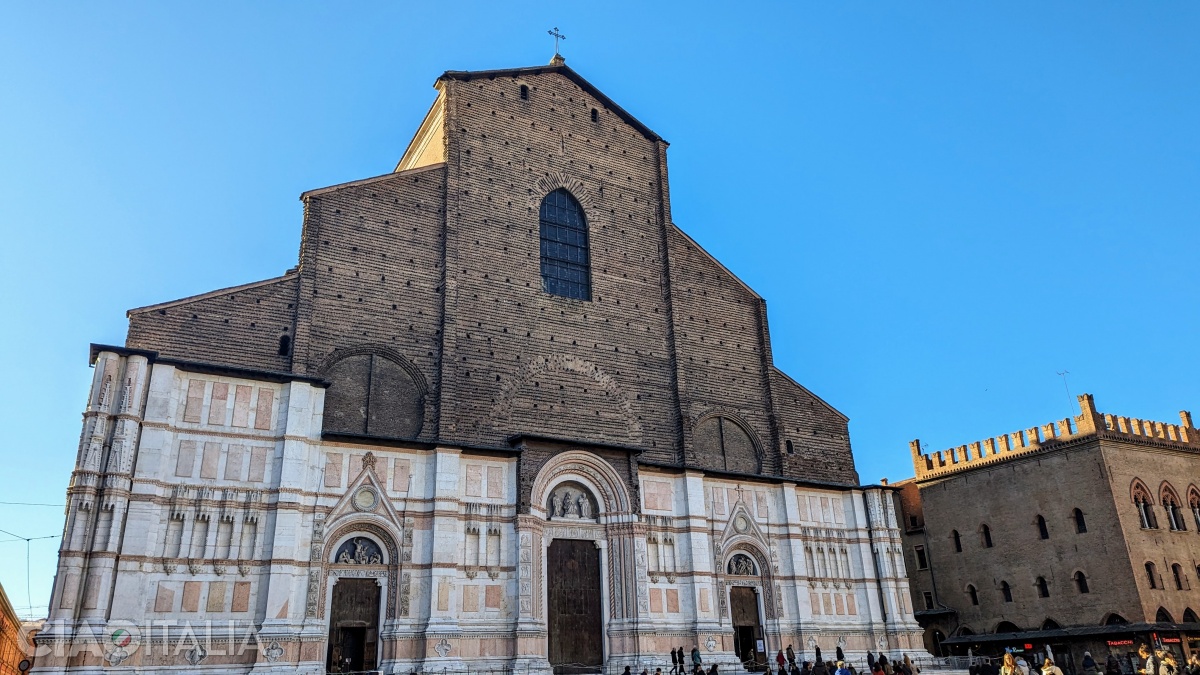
left=548, top=27, right=566, bottom=55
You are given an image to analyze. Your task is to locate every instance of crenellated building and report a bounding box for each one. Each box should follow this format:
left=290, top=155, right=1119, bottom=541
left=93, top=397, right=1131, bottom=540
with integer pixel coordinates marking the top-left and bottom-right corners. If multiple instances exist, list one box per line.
left=895, top=394, right=1200, bottom=672
left=35, top=57, right=924, bottom=675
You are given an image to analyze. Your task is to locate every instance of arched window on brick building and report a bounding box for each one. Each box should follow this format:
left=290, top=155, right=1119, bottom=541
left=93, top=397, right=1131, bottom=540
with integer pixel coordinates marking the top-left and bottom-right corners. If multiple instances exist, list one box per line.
left=539, top=188, right=591, bottom=300
left=1036, top=515, right=1049, bottom=540
left=1173, top=563, right=1188, bottom=590
left=967, top=584, right=979, bottom=605
left=952, top=530, right=962, bottom=552
left=1073, top=508, right=1087, bottom=533
left=1074, top=571, right=1090, bottom=594
left=1036, top=576, right=1050, bottom=598
left=1146, top=562, right=1160, bottom=589
left=1162, top=483, right=1186, bottom=531
left=980, top=524, right=994, bottom=548
left=1000, top=581, right=1013, bottom=603
left=1188, top=487, right=1200, bottom=531
left=1133, top=481, right=1158, bottom=529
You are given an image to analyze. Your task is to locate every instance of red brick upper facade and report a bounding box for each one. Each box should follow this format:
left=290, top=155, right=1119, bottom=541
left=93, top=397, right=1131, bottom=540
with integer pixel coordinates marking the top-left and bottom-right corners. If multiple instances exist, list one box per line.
left=125, top=61, right=859, bottom=486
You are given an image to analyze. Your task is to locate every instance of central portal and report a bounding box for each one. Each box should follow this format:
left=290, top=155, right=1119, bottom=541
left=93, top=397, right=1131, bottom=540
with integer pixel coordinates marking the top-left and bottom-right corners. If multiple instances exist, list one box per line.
left=326, top=578, right=381, bottom=673
left=730, top=586, right=766, bottom=671
left=547, top=539, right=603, bottom=673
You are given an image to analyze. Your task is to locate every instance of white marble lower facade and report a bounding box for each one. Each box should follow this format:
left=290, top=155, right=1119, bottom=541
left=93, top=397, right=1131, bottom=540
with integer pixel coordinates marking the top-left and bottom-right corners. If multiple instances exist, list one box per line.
left=33, top=349, right=924, bottom=674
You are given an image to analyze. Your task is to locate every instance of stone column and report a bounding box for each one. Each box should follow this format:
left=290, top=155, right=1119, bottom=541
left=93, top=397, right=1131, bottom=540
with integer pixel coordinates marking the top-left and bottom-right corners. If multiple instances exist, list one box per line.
left=422, top=446, right=466, bottom=672
left=259, top=381, right=322, bottom=672
left=511, top=515, right=550, bottom=675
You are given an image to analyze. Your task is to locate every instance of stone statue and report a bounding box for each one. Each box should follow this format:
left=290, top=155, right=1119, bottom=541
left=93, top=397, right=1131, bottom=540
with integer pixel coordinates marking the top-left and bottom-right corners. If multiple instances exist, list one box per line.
left=578, top=494, right=592, bottom=519
left=561, top=490, right=574, bottom=517
left=550, top=493, right=561, bottom=517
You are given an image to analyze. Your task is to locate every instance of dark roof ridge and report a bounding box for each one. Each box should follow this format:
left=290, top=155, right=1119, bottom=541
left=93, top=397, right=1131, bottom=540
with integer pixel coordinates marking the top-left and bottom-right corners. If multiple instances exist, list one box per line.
left=439, top=63, right=665, bottom=144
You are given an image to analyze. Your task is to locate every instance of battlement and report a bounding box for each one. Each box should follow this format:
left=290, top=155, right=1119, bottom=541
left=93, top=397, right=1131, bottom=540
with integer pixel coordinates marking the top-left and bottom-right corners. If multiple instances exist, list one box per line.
left=910, top=394, right=1197, bottom=480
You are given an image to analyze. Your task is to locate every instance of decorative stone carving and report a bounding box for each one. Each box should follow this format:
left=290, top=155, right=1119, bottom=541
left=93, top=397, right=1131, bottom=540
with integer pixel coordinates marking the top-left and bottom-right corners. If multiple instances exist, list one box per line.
left=184, top=644, right=207, bottom=666
left=263, top=641, right=284, bottom=663
left=705, top=636, right=718, bottom=652
left=547, top=482, right=598, bottom=521
left=334, top=537, right=383, bottom=565
left=434, top=638, right=453, bottom=657
left=728, top=553, right=757, bottom=576
left=352, top=486, right=379, bottom=512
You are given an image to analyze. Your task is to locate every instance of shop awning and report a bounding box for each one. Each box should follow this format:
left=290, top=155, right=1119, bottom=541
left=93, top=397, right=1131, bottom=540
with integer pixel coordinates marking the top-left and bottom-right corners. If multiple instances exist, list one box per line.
left=941, top=622, right=1200, bottom=646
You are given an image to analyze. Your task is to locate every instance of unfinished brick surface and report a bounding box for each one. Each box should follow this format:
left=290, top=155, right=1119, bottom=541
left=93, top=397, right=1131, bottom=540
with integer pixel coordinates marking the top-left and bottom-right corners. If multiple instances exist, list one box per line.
left=122, top=62, right=858, bottom=488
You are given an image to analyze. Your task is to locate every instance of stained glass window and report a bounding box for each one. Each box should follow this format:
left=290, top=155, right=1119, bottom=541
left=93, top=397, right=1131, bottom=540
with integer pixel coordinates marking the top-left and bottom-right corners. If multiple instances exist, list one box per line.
left=539, top=188, right=591, bottom=300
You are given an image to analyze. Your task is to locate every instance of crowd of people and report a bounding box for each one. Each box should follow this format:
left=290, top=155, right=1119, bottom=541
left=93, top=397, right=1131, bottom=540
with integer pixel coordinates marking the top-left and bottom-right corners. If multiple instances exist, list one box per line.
left=967, top=644, right=1200, bottom=675
left=618, top=642, right=1200, bottom=675
left=632, top=645, right=922, bottom=675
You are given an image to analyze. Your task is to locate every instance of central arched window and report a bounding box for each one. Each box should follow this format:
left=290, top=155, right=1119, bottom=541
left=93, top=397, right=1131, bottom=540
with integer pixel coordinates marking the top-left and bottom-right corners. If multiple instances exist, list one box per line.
left=1036, top=515, right=1050, bottom=540
left=1074, top=508, right=1088, bottom=534
left=1000, top=581, right=1013, bottom=602
left=539, top=188, right=591, bottom=300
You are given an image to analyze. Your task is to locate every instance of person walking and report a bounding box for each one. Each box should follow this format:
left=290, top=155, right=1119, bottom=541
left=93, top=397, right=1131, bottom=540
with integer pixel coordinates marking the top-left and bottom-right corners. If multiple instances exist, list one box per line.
left=693, top=646, right=703, bottom=672
left=672, top=647, right=680, bottom=675
left=813, top=659, right=829, bottom=675
left=1082, top=653, right=1098, bottom=675
left=1042, top=658, right=1064, bottom=675
left=1106, top=654, right=1123, bottom=675
left=837, top=662, right=853, bottom=675
left=788, top=645, right=797, bottom=668
left=778, top=652, right=787, bottom=673
left=903, top=654, right=917, bottom=675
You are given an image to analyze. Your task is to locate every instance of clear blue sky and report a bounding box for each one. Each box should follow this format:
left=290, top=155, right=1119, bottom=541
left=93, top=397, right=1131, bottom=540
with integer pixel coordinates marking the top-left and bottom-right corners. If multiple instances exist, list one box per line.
left=1, top=2, right=1197, bottom=619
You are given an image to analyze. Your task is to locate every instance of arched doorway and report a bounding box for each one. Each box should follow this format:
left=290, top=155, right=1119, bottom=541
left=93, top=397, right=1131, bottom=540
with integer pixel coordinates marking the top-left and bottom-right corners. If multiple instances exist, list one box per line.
left=326, top=536, right=387, bottom=673
left=525, top=450, right=640, bottom=674
left=544, top=481, right=604, bottom=674
left=725, top=551, right=767, bottom=671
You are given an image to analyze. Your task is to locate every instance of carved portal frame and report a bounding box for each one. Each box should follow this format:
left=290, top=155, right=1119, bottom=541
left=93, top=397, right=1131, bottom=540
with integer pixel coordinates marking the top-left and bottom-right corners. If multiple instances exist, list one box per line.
left=523, top=451, right=639, bottom=669
left=319, top=514, right=403, bottom=667
left=719, top=539, right=782, bottom=655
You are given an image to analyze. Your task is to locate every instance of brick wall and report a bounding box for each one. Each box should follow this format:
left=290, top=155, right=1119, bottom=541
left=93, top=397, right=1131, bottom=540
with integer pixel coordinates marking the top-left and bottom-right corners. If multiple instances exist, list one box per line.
left=294, top=165, right=447, bottom=443
left=126, top=275, right=298, bottom=372
left=121, top=64, right=862, bottom=487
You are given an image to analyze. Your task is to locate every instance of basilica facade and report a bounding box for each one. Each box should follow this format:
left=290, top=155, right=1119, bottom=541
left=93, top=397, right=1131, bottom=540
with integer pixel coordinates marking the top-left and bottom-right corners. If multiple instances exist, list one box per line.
left=35, top=58, right=923, bottom=674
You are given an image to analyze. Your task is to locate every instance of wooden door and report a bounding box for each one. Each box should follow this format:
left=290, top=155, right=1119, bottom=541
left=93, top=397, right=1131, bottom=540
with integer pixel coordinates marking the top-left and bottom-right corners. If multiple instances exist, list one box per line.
left=730, top=586, right=765, bottom=670
left=548, top=539, right=603, bottom=672
left=326, top=578, right=381, bottom=672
